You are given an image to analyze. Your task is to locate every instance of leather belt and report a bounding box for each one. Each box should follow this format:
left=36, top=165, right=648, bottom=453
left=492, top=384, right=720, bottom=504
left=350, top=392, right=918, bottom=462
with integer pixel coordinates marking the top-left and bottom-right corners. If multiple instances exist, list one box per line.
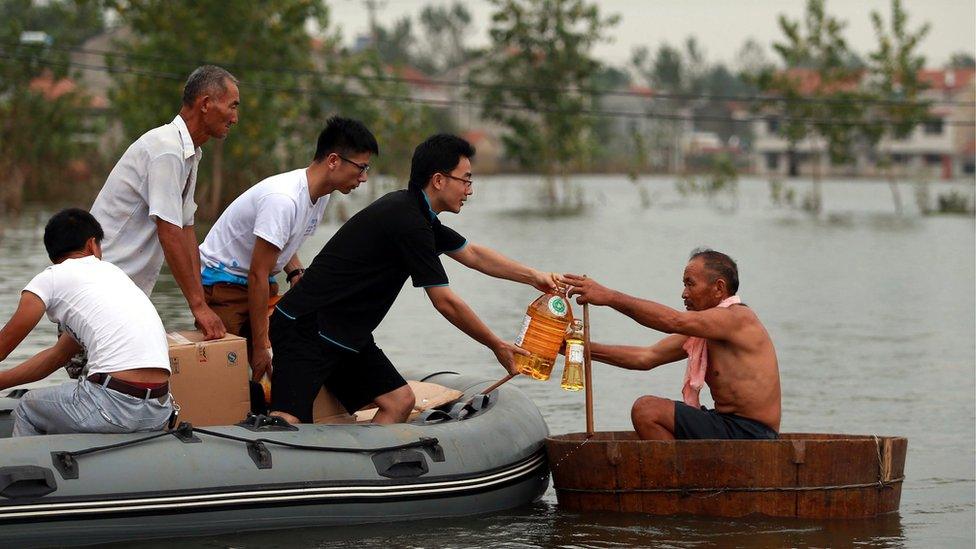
left=87, top=373, right=169, bottom=399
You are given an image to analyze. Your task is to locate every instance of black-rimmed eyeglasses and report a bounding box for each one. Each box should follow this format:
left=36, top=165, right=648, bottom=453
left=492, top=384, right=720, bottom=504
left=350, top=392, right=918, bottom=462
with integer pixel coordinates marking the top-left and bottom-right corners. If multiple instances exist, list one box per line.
left=338, top=154, right=370, bottom=176
left=439, top=172, right=473, bottom=188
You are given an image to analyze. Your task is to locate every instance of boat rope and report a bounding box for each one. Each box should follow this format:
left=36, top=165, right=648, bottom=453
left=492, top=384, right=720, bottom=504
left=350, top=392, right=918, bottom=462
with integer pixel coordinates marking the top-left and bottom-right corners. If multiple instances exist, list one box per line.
left=549, top=435, right=592, bottom=472
left=65, top=430, right=174, bottom=458
left=873, top=434, right=896, bottom=488
left=557, top=476, right=905, bottom=496
left=192, top=427, right=439, bottom=454
left=54, top=422, right=439, bottom=461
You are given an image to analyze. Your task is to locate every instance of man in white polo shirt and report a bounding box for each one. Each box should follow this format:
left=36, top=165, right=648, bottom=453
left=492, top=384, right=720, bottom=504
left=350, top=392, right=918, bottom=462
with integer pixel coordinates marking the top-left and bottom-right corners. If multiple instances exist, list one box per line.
left=90, top=65, right=240, bottom=340
left=199, top=116, right=378, bottom=385
left=0, top=209, right=172, bottom=436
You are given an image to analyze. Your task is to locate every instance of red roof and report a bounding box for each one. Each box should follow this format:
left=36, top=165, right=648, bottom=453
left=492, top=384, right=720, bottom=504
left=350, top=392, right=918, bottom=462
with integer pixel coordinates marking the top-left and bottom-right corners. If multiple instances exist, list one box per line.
left=628, top=85, right=654, bottom=97
left=461, top=129, right=489, bottom=145
left=918, top=68, right=975, bottom=92
left=29, top=71, right=106, bottom=108
left=29, top=71, right=77, bottom=100
left=389, top=65, right=435, bottom=89
left=771, top=67, right=975, bottom=95
left=777, top=67, right=863, bottom=95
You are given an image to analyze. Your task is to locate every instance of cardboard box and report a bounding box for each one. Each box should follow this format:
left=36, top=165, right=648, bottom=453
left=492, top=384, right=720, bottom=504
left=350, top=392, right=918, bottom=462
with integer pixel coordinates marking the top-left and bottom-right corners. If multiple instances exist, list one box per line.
left=312, top=387, right=352, bottom=423
left=167, top=330, right=250, bottom=427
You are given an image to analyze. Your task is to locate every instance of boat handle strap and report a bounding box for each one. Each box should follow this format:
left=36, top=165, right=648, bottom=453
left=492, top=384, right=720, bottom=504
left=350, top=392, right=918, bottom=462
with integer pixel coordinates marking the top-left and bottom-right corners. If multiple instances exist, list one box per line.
left=50, top=422, right=441, bottom=479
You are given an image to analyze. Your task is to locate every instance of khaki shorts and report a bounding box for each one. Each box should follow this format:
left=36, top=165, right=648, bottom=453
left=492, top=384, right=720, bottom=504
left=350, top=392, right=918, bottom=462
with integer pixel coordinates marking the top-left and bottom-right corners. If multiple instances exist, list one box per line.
left=203, top=282, right=279, bottom=339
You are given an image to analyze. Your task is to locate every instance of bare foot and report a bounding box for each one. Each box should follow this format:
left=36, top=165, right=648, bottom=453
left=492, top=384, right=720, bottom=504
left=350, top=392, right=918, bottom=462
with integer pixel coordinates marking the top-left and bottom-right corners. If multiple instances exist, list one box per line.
left=269, top=410, right=301, bottom=424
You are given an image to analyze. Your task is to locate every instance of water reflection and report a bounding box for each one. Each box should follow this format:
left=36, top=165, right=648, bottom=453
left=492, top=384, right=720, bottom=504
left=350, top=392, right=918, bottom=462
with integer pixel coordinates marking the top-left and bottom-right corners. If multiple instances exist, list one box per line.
left=104, top=503, right=905, bottom=549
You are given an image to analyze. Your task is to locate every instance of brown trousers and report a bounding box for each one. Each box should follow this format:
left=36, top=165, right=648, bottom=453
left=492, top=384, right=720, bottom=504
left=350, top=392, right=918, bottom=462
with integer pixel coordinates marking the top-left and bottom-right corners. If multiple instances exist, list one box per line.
left=203, top=282, right=279, bottom=414
left=203, top=282, right=279, bottom=341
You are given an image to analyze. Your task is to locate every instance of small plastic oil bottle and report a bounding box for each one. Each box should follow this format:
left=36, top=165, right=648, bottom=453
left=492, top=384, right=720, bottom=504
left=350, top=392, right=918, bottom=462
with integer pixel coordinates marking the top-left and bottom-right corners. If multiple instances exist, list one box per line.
left=560, top=319, right=585, bottom=391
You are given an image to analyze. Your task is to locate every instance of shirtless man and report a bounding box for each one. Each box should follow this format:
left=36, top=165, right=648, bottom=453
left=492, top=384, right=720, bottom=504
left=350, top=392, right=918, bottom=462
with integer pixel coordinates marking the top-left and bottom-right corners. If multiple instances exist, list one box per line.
left=560, top=249, right=780, bottom=440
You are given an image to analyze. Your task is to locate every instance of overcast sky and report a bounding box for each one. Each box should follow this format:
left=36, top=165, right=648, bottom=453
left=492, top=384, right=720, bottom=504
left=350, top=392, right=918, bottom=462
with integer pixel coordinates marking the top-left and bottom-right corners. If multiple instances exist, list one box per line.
left=326, top=0, right=976, bottom=69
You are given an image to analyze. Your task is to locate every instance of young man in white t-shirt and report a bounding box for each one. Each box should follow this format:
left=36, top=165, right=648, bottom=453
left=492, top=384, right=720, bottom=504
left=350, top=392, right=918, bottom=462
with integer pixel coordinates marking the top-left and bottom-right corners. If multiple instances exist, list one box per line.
left=199, top=116, right=378, bottom=386
left=0, top=209, right=173, bottom=436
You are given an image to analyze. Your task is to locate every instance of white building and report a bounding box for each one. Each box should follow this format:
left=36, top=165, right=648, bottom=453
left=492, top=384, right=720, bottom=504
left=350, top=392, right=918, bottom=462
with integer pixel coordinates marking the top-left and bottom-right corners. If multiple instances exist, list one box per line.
left=753, top=68, right=975, bottom=180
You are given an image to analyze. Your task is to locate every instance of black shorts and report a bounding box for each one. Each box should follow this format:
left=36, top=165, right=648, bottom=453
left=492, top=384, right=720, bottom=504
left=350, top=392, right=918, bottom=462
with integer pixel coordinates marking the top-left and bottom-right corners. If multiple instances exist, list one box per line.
left=673, top=401, right=778, bottom=440
left=269, top=310, right=407, bottom=423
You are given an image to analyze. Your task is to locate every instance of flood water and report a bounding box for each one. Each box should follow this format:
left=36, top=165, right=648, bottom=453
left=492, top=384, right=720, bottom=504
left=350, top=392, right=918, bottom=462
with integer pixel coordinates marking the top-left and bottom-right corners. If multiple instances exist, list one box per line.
left=1, top=175, right=973, bottom=547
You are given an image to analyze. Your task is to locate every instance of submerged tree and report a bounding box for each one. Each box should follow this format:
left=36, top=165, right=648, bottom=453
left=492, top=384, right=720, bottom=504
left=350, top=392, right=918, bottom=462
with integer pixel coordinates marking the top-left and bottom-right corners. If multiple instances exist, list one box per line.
left=104, top=0, right=333, bottom=219
left=863, top=0, right=931, bottom=215
left=326, top=47, right=445, bottom=205
left=472, top=0, right=618, bottom=211
left=371, top=16, right=416, bottom=68
left=0, top=0, right=105, bottom=213
left=417, top=2, right=475, bottom=75
left=756, top=0, right=868, bottom=215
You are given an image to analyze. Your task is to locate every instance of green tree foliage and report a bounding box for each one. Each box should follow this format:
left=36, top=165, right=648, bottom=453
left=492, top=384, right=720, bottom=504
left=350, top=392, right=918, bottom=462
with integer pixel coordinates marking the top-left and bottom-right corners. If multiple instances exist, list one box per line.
left=371, top=17, right=416, bottom=67
left=417, top=2, right=474, bottom=74
left=0, top=0, right=105, bottom=212
left=104, top=0, right=333, bottom=219
left=630, top=38, right=755, bottom=170
left=473, top=0, right=618, bottom=209
left=945, top=51, right=975, bottom=69
left=325, top=47, right=444, bottom=204
left=632, top=43, right=681, bottom=92
left=864, top=0, right=931, bottom=214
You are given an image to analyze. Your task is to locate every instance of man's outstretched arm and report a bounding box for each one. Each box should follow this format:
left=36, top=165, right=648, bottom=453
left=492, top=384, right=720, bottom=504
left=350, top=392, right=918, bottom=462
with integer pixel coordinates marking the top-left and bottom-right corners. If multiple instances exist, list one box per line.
left=0, top=334, right=82, bottom=391
left=0, top=291, right=46, bottom=363
left=424, top=285, right=528, bottom=375
left=560, top=273, right=739, bottom=341
left=589, top=334, right=689, bottom=371
left=447, top=243, right=556, bottom=293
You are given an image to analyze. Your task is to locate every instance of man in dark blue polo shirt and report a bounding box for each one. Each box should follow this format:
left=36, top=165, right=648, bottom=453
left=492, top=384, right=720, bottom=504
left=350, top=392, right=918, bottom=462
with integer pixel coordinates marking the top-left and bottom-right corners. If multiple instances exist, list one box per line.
left=270, top=134, right=556, bottom=424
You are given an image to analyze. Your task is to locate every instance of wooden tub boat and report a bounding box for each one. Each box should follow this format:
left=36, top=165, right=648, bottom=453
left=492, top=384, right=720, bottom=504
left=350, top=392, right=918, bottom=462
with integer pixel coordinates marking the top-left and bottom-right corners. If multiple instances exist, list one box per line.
left=545, top=431, right=906, bottom=519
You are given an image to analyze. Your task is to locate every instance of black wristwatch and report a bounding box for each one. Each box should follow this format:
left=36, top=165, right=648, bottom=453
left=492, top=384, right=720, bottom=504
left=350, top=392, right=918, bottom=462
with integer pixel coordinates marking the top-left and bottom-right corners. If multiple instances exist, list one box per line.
left=286, top=268, right=304, bottom=284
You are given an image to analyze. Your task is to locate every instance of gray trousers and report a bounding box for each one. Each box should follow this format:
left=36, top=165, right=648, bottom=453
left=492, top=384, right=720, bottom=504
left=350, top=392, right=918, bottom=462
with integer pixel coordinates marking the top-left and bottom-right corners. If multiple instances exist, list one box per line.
left=12, top=376, right=172, bottom=437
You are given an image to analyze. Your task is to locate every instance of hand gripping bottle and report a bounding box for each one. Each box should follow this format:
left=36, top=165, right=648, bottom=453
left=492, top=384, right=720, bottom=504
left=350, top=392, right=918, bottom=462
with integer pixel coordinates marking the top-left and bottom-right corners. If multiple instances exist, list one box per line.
left=560, top=319, right=585, bottom=391
left=514, top=288, right=574, bottom=380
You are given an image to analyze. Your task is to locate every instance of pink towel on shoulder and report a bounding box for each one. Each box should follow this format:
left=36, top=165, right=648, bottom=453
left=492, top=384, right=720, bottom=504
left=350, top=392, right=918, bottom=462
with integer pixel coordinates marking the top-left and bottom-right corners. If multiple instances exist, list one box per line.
left=681, top=295, right=741, bottom=408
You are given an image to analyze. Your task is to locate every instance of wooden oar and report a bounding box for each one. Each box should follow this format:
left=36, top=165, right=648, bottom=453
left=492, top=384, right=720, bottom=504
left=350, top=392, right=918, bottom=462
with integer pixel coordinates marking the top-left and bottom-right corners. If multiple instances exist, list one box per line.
left=482, top=372, right=517, bottom=395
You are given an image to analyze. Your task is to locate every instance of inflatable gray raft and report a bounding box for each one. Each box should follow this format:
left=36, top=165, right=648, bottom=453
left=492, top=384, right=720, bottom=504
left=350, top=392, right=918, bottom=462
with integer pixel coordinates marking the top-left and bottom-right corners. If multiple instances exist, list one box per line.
left=0, top=372, right=549, bottom=547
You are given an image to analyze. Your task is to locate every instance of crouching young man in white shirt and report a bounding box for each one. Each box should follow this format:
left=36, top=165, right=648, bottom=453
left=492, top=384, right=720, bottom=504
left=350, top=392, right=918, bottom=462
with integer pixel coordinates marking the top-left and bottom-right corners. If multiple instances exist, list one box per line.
left=199, top=116, right=379, bottom=386
left=0, top=209, right=173, bottom=436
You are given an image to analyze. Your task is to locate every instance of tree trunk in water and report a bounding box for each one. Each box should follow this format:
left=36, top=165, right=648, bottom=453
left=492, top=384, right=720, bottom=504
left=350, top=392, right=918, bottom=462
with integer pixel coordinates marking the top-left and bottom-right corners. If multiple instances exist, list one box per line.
left=208, top=140, right=224, bottom=220
left=0, top=164, right=25, bottom=215
left=544, top=173, right=557, bottom=209
left=811, top=148, right=823, bottom=215
left=884, top=149, right=903, bottom=215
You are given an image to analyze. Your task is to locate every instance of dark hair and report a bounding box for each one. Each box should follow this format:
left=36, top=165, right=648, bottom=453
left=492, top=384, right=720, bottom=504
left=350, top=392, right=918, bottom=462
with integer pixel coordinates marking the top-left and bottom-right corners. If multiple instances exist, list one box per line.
left=408, top=134, right=476, bottom=192
left=689, top=248, right=739, bottom=295
left=44, top=208, right=104, bottom=262
left=313, top=116, right=379, bottom=162
left=182, top=65, right=238, bottom=106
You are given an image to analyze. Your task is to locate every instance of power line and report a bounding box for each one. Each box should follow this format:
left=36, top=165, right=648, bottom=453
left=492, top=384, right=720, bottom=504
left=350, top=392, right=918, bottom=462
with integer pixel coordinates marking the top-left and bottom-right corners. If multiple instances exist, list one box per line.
left=10, top=42, right=976, bottom=108
left=2, top=51, right=974, bottom=128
